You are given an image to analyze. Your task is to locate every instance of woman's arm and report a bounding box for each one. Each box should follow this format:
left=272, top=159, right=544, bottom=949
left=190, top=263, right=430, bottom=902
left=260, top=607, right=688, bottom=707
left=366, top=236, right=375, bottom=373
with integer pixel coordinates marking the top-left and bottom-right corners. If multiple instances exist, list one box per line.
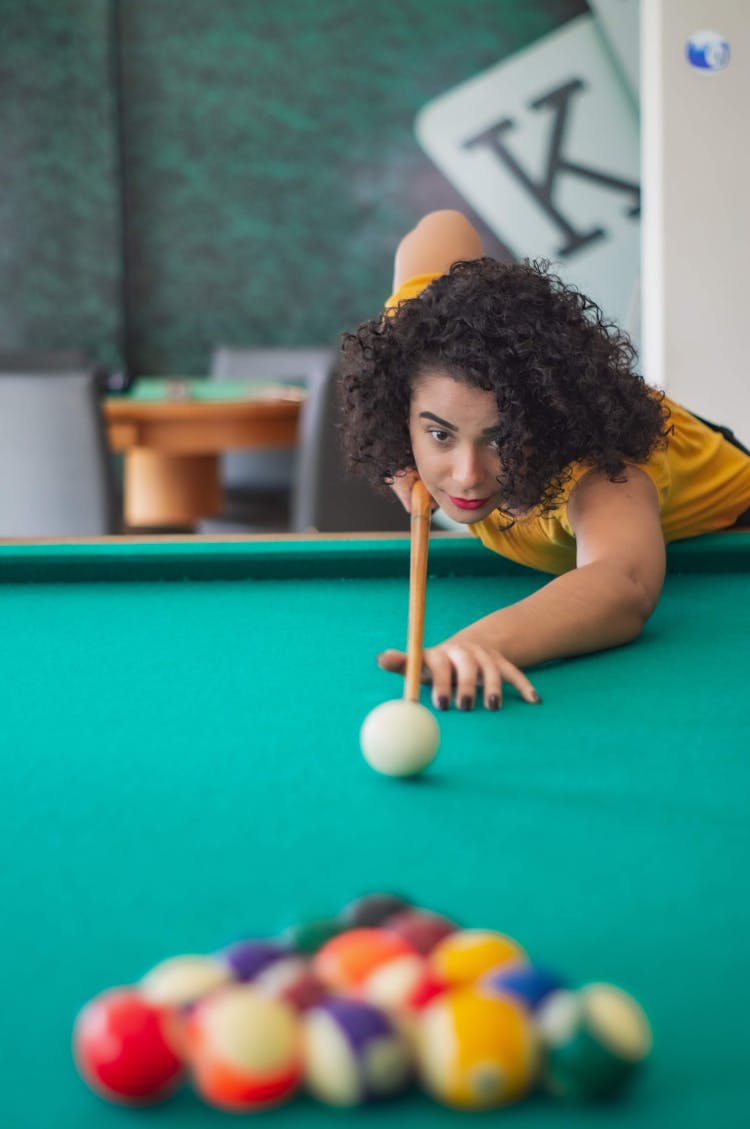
left=378, top=468, right=667, bottom=707
left=388, top=211, right=484, bottom=512
left=392, top=210, right=484, bottom=293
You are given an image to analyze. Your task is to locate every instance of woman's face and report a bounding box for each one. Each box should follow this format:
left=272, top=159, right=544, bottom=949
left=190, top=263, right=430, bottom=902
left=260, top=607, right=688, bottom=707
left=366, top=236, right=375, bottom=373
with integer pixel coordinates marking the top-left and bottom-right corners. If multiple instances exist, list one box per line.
left=408, top=370, right=504, bottom=524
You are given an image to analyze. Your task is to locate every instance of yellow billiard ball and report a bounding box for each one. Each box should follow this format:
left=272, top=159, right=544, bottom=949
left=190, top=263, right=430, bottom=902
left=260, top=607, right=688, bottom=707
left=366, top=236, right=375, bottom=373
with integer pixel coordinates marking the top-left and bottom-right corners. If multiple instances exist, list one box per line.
left=416, top=984, right=539, bottom=1109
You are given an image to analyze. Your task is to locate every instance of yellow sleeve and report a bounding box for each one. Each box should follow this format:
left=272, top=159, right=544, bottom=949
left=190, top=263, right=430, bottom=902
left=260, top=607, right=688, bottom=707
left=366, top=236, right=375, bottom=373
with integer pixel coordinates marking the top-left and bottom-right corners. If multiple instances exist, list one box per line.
left=385, top=273, right=442, bottom=311
left=554, top=451, right=672, bottom=539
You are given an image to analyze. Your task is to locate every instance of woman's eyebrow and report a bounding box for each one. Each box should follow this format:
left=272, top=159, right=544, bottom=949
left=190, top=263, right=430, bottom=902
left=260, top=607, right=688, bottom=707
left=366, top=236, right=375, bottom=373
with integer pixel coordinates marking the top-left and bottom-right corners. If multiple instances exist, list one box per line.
left=419, top=411, right=503, bottom=435
left=419, top=411, right=458, bottom=431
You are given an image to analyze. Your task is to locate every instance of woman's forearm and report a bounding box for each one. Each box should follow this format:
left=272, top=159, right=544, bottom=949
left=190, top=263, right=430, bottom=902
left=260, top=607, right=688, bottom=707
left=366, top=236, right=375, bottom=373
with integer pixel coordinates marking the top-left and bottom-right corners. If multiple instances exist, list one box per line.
left=449, top=561, right=658, bottom=669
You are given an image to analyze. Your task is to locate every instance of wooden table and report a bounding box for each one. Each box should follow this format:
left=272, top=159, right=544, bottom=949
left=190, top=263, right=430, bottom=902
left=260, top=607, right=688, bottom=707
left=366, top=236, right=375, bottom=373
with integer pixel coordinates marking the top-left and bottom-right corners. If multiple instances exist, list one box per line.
left=104, top=379, right=304, bottom=527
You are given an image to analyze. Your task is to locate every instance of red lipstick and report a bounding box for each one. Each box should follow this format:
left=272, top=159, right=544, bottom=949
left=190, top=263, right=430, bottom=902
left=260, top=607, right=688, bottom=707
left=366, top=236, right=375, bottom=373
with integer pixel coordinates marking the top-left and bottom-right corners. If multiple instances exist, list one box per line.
left=449, top=496, right=491, bottom=511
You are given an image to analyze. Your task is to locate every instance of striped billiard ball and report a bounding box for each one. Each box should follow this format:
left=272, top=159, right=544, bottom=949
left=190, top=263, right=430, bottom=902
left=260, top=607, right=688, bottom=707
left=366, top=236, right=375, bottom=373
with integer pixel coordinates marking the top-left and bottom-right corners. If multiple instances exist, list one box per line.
left=185, top=985, right=302, bottom=1111
left=303, top=997, right=413, bottom=1106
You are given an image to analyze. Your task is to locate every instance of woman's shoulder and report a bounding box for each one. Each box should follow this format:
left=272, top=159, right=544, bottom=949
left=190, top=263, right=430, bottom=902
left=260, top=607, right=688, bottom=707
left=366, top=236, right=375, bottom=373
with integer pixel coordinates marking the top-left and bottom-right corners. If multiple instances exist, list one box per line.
left=385, top=273, right=443, bottom=310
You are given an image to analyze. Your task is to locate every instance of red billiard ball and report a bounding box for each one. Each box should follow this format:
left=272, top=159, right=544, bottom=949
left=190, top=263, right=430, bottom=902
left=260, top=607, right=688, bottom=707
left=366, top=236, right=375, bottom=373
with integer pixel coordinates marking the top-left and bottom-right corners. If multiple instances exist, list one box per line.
left=383, top=908, right=458, bottom=955
left=73, top=987, right=184, bottom=1104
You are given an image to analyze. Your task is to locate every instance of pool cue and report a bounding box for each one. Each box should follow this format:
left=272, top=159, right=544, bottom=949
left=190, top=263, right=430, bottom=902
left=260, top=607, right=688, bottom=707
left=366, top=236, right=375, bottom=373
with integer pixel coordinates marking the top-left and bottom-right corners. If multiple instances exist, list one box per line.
left=404, top=479, right=432, bottom=703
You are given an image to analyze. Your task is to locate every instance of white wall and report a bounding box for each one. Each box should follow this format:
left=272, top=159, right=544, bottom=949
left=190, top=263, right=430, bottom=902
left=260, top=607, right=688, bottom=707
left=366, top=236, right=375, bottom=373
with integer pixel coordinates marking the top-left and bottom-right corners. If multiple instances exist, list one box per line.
left=641, top=0, right=749, bottom=442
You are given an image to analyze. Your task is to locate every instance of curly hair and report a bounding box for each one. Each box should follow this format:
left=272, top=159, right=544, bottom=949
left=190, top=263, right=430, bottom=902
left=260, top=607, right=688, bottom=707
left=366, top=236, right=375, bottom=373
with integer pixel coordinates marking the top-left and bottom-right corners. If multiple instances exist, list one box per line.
left=338, top=257, right=671, bottom=516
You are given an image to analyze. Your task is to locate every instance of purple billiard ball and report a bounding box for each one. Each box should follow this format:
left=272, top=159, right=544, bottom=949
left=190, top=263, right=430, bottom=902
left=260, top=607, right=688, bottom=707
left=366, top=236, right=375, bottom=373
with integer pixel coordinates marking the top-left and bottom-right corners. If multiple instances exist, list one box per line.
left=302, top=996, right=413, bottom=1106
left=220, top=939, right=290, bottom=982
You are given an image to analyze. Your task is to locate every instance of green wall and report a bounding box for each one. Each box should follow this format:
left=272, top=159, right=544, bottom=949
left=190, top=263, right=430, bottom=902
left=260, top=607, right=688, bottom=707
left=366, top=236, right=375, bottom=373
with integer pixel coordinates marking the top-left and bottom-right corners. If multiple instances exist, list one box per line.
left=0, top=0, right=586, bottom=376
left=0, top=0, right=123, bottom=369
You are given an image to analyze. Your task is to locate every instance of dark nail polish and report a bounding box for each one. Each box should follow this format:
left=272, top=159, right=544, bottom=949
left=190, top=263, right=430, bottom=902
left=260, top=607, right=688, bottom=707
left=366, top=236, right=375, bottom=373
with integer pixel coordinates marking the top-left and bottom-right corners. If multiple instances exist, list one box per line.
left=459, top=695, right=474, bottom=711
left=531, top=691, right=542, bottom=704
left=488, top=695, right=500, bottom=711
left=437, top=696, right=450, bottom=711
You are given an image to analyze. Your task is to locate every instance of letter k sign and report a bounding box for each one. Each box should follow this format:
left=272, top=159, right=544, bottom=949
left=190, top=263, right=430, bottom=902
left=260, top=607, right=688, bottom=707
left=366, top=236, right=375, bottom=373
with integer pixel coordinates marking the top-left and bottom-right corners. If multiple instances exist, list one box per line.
left=415, top=13, right=641, bottom=331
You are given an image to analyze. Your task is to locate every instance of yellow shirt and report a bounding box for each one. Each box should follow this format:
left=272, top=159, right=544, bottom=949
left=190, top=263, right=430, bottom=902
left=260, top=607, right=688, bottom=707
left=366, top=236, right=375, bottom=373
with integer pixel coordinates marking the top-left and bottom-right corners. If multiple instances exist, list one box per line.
left=388, top=273, right=750, bottom=575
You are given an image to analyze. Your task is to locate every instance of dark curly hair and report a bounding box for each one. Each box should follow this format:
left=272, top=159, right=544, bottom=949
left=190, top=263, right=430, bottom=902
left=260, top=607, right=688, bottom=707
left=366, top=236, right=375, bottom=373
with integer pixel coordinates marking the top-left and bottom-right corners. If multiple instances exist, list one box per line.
left=338, top=257, right=671, bottom=516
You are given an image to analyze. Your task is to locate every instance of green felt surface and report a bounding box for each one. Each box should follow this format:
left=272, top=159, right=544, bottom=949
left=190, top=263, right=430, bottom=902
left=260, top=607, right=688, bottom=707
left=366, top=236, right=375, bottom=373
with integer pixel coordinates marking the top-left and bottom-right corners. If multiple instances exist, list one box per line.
left=1, top=534, right=749, bottom=1128
left=126, top=379, right=305, bottom=402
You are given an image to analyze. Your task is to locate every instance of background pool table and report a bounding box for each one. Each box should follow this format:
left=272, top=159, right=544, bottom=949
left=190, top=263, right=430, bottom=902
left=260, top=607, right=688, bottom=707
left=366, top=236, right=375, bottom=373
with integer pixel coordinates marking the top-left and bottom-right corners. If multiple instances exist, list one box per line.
left=1, top=533, right=748, bottom=1128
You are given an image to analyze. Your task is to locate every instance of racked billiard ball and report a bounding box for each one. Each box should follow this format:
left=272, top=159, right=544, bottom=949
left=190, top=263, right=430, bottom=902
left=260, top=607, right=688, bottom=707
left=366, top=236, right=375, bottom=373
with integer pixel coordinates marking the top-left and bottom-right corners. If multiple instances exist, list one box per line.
left=416, top=983, right=538, bottom=1109
left=219, top=938, right=290, bottom=982
left=140, top=954, right=230, bottom=1010
left=536, top=981, right=652, bottom=1100
left=483, top=961, right=566, bottom=1013
left=73, top=987, right=183, bottom=1104
left=428, top=928, right=527, bottom=988
left=383, top=908, right=458, bottom=955
left=185, top=984, right=302, bottom=1111
left=313, top=927, right=418, bottom=995
left=303, top=996, right=413, bottom=1106
left=280, top=916, right=344, bottom=955
left=340, top=892, right=411, bottom=928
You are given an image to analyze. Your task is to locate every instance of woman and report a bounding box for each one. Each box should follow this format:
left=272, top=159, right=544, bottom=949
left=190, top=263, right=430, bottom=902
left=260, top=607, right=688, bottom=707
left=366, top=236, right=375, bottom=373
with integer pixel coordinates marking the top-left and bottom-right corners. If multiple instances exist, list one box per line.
left=339, top=210, right=750, bottom=710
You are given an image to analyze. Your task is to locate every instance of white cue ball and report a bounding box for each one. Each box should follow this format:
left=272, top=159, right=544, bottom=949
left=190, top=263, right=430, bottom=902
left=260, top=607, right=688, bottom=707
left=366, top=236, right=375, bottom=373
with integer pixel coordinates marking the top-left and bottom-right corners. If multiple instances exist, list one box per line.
left=359, top=699, right=440, bottom=777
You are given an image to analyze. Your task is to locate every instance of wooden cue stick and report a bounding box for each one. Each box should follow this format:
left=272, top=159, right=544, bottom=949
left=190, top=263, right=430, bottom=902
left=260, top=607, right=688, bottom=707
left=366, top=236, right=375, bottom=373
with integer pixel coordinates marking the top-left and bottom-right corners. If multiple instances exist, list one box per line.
left=404, top=479, right=432, bottom=703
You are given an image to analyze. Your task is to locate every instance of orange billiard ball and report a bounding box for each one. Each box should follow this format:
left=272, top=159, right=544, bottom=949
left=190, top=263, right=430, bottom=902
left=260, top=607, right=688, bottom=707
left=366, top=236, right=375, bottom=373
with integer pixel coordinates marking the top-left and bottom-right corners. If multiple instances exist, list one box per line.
left=185, top=985, right=302, bottom=1111
left=313, top=927, right=419, bottom=995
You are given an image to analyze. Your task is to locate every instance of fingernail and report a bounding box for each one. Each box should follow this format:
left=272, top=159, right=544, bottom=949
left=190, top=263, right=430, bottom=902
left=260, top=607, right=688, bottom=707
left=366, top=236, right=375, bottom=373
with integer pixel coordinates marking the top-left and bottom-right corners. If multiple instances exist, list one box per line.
left=488, top=695, right=500, bottom=711
left=437, top=695, right=450, bottom=711
left=459, top=696, right=474, bottom=711
left=531, top=691, right=542, bottom=704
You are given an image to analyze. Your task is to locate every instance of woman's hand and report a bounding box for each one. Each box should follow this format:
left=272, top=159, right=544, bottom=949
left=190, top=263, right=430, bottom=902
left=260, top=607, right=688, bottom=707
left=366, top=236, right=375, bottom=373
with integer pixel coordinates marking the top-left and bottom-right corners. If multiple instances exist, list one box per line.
left=386, top=469, right=437, bottom=514
left=376, top=639, right=541, bottom=711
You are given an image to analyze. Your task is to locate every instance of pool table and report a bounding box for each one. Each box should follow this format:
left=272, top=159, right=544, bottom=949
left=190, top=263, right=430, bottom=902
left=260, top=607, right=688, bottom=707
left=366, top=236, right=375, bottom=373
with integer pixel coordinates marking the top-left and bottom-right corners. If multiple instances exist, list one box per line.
left=1, top=532, right=749, bottom=1128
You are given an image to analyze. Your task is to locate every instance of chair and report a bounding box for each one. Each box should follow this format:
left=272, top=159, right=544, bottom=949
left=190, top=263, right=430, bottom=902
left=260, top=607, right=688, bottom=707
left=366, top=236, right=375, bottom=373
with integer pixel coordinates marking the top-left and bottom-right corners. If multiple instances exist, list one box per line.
left=208, top=345, right=410, bottom=533
left=289, top=357, right=410, bottom=533
left=0, top=369, right=118, bottom=537
left=210, top=346, right=334, bottom=510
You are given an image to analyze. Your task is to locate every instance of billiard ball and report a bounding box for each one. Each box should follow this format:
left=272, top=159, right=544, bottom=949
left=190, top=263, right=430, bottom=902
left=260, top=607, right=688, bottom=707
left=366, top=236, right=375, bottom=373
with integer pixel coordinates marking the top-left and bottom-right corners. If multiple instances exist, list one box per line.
left=252, top=954, right=328, bottom=1012
left=185, top=985, right=302, bottom=1111
left=313, top=927, right=419, bottom=995
left=140, top=954, right=230, bottom=1009
left=359, top=699, right=440, bottom=776
left=303, top=996, right=413, bottom=1106
left=73, top=987, right=184, bottom=1105
left=219, top=938, right=290, bottom=982
left=428, top=929, right=527, bottom=988
left=483, top=961, right=566, bottom=1012
left=358, top=950, right=428, bottom=1013
left=383, top=908, right=458, bottom=954
left=280, top=916, right=345, bottom=955
left=416, top=983, right=539, bottom=1109
left=535, top=981, right=652, bottom=1100
left=340, top=892, right=411, bottom=928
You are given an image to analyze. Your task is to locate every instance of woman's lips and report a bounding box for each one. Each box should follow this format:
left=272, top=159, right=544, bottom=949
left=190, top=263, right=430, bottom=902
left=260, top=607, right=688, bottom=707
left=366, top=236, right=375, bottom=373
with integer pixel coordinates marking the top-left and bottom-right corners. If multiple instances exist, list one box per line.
left=449, top=496, right=491, bottom=511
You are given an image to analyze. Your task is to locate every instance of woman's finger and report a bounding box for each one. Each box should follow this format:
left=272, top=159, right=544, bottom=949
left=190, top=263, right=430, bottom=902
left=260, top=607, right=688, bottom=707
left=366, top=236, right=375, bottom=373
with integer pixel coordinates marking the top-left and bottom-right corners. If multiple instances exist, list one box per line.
left=443, top=644, right=480, bottom=710
left=499, top=658, right=542, bottom=705
left=376, top=648, right=407, bottom=673
left=422, top=648, right=454, bottom=711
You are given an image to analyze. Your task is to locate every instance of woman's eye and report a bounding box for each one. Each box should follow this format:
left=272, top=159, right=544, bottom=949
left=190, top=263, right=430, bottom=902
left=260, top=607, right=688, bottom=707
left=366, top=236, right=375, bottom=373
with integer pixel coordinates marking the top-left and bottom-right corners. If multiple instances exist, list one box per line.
left=429, top=429, right=451, bottom=444
left=488, top=437, right=502, bottom=452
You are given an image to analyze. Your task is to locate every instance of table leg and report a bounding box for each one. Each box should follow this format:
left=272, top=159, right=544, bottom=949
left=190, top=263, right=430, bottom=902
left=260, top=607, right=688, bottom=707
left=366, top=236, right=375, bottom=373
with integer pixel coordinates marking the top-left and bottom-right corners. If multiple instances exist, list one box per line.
left=123, top=450, right=221, bottom=527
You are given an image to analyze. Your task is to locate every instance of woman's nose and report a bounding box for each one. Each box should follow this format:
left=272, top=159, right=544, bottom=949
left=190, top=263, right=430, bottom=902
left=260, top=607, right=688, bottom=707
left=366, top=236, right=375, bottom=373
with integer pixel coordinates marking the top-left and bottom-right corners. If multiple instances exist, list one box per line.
left=452, top=446, right=487, bottom=489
